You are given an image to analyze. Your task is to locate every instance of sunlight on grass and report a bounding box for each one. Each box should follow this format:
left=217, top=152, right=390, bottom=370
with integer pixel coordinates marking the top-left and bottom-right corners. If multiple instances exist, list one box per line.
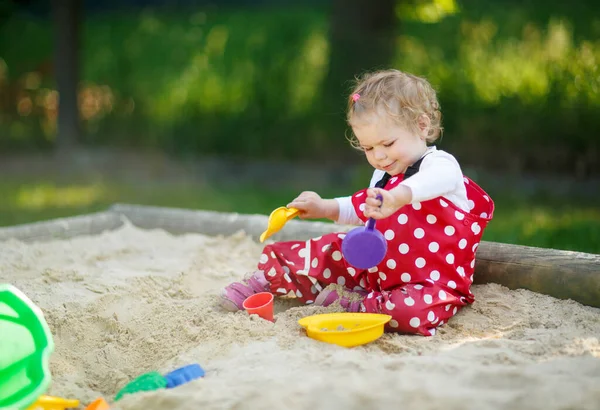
left=15, top=183, right=108, bottom=210
left=397, top=0, right=460, bottom=23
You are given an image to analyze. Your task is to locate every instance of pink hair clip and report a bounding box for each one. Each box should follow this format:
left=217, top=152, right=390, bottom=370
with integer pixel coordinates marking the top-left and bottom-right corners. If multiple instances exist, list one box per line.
left=352, top=93, right=360, bottom=102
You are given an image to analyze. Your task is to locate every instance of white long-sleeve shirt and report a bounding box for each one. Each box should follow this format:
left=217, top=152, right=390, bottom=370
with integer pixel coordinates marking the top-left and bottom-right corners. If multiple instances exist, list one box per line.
left=335, top=147, right=470, bottom=225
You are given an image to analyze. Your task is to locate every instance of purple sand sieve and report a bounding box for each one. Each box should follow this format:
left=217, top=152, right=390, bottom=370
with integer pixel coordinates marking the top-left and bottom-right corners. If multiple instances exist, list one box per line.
left=341, top=194, right=388, bottom=269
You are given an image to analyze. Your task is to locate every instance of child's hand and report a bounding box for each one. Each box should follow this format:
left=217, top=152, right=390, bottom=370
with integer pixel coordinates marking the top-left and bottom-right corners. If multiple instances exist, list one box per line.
left=287, top=191, right=339, bottom=220
left=364, top=186, right=412, bottom=219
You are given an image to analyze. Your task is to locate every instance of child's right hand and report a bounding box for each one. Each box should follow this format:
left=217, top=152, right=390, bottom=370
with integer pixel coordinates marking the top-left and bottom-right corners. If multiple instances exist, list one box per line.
left=287, top=191, right=339, bottom=220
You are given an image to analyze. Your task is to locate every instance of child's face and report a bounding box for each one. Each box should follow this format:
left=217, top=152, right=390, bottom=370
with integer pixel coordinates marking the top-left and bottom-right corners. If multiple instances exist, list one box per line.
left=351, top=114, right=428, bottom=176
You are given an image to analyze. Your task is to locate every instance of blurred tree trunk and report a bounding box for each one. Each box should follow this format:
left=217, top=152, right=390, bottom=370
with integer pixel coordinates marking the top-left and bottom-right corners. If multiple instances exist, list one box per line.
left=324, top=0, right=397, bottom=110
left=52, top=0, right=81, bottom=154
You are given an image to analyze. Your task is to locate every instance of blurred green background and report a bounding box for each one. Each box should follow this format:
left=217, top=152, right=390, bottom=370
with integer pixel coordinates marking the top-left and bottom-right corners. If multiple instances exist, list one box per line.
left=0, top=0, right=598, bottom=253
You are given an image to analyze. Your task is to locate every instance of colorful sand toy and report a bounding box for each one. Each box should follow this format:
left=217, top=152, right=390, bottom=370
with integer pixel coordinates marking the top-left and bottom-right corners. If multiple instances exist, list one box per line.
left=0, top=284, right=54, bottom=410
left=298, top=313, right=392, bottom=347
left=26, top=395, right=79, bottom=410
left=260, top=206, right=300, bottom=242
left=84, top=398, right=110, bottom=410
left=164, top=364, right=205, bottom=389
left=114, top=372, right=167, bottom=401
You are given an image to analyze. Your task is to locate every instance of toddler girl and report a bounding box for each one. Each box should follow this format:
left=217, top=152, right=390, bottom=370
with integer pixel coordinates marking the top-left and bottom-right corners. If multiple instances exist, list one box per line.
left=221, top=69, right=494, bottom=336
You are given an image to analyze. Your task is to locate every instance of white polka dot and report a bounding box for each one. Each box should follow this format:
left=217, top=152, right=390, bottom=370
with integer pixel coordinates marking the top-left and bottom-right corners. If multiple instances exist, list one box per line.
left=424, top=294, right=433, bottom=304
left=414, top=228, right=425, bottom=239
left=306, top=300, right=314, bottom=304
left=427, top=311, right=436, bottom=322
left=311, top=258, right=319, bottom=268
left=390, top=177, right=398, bottom=184
left=471, top=259, right=476, bottom=268
left=379, top=271, right=387, bottom=281
left=472, top=243, right=479, bottom=252
left=337, top=276, right=346, bottom=285
left=360, top=278, right=366, bottom=288
left=468, top=200, right=475, bottom=210
left=415, top=257, right=426, bottom=268
left=291, top=244, right=300, bottom=250
left=480, top=212, right=488, bottom=218
left=471, top=222, right=481, bottom=235
left=296, top=289, right=303, bottom=297
left=399, top=243, right=410, bottom=254
left=368, top=266, right=378, bottom=273
left=439, top=321, right=444, bottom=326
left=337, top=234, right=346, bottom=239
left=404, top=297, right=415, bottom=306
left=277, top=288, right=287, bottom=294
left=463, top=177, right=469, bottom=184
left=386, top=259, right=396, bottom=269
left=397, top=214, right=408, bottom=224
left=384, top=230, right=395, bottom=240
left=455, top=211, right=465, bottom=220
left=355, top=192, right=364, bottom=198
left=310, top=285, right=318, bottom=294
left=353, top=286, right=363, bottom=291
left=284, top=273, right=292, bottom=282
left=385, top=300, right=395, bottom=310
left=440, top=199, right=448, bottom=207
left=429, top=328, right=436, bottom=336
left=409, top=317, right=420, bottom=328
left=426, top=214, right=437, bottom=224
left=323, top=268, right=331, bottom=279
left=267, top=267, right=277, bottom=277
left=321, top=244, right=330, bottom=253
left=332, top=251, right=342, bottom=261
left=428, top=242, right=439, bottom=252
left=347, top=267, right=356, bottom=276
left=414, top=284, right=424, bottom=290
left=259, top=253, right=269, bottom=264
left=439, top=290, right=447, bottom=300
left=448, top=280, right=457, bottom=289
left=483, top=195, right=489, bottom=201
left=359, top=203, right=366, bottom=212
left=456, top=266, right=465, bottom=277
left=458, top=239, right=467, bottom=249
left=401, top=272, right=411, bottom=282
left=298, top=248, right=308, bottom=257
left=312, top=236, right=322, bottom=242
left=412, top=202, right=422, bottom=210
left=444, top=226, right=455, bottom=236
left=446, top=253, right=455, bottom=264
left=283, top=266, right=290, bottom=274
left=426, top=279, right=435, bottom=285
left=389, top=319, right=399, bottom=328
left=453, top=306, right=458, bottom=315
left=430, top=270, right=440, bottom=281
left=470, top=274, right=474, bottom=282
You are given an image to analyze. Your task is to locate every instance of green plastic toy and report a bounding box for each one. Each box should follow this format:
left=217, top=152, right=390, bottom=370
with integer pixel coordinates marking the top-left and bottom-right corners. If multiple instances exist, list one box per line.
left=0, top=284, right=54, bottom=410
left=114, top=372, right=167, bottom=401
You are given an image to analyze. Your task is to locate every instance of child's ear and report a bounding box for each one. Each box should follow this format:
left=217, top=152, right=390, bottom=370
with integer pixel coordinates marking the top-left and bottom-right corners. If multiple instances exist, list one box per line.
left=418, top=114, right=431, bottom=139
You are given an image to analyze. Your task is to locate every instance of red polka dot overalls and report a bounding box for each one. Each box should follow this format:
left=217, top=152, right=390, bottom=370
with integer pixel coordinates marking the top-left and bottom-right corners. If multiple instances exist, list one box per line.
left=257, top=171, right=494, bottom=336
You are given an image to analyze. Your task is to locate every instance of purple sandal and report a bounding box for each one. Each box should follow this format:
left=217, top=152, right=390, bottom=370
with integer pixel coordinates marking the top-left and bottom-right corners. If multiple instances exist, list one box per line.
left=314, top=286, right=366, bottom=312
left=221, top=271, right=270, bottom=311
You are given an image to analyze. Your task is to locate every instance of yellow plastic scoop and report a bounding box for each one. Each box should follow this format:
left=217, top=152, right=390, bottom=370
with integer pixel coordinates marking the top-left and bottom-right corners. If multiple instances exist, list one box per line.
left=298, top=313, right=392, bottom=347
left=260, top=207, right=300, bottom=243
left=27, top=395, right=80, bottom=410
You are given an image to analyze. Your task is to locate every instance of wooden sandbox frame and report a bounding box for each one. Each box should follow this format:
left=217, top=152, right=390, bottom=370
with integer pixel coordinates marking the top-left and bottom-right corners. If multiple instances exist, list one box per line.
left=0, top=203, right=598, bottom=309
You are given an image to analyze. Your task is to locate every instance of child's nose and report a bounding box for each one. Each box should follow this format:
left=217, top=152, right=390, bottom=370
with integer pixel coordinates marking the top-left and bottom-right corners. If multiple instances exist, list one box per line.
left=374, top=148, right=386, bottom=160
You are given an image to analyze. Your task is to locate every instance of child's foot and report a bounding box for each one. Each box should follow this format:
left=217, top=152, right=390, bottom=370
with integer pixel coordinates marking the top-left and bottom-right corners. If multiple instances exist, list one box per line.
left=314, top=286, right=366, bottom=312
left=220, top=270, right=270, bottom=312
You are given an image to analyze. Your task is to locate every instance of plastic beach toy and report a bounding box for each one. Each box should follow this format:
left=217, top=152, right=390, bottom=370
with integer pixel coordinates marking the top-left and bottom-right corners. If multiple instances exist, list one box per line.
left=0, top=284, right=54, bottom=410
left=260, top=207, right=300, bottom=242
left=84, top=398, right=110, bottom=410
left=298, top=313, right=391, bottom=347
left=114, top=372, right=167, bottom=401
left=164, top=364, right=205, bottom=388
left=242, top=292, right=274, bottom=322
left=26, top=395, right=79, bottom=410
left=342, top=194, right=387, bottom=269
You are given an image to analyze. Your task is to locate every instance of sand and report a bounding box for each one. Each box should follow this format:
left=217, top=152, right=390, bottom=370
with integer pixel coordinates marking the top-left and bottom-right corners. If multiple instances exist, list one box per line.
left=1, top=221, right=599, bottom=410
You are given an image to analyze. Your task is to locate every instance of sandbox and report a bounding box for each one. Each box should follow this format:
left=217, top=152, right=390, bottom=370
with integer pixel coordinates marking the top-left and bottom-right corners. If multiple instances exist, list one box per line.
left=1, top=204, right=599, bottom=410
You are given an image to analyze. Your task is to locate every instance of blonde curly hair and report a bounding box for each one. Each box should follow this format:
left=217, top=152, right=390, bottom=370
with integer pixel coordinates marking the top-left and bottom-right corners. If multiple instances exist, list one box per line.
left=346, top=69, right=443, bottom=149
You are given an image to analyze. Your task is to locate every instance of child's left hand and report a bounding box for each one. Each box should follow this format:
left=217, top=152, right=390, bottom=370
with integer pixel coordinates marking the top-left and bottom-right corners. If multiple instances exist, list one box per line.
left=364, top=186, right=412, bottom=219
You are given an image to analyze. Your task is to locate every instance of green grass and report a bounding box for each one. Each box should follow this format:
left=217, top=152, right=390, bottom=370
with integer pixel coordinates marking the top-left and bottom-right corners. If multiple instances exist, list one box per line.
left=1, top=177, right=598, bottom=254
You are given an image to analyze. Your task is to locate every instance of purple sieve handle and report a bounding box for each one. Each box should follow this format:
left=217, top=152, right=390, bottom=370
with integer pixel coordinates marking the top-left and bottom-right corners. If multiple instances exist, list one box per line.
left=365, top=193, right=383, bottom=231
